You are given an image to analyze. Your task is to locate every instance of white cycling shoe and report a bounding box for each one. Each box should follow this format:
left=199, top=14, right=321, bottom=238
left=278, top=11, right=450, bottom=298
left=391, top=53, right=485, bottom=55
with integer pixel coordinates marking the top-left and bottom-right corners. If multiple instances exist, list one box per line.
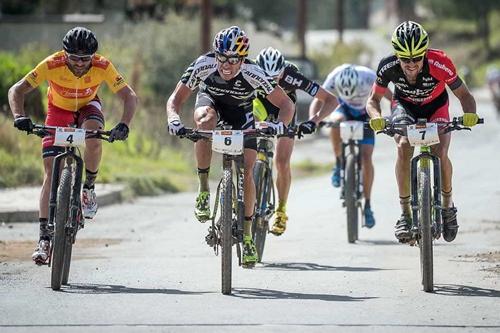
left=82, top=188, right=98, bottom=219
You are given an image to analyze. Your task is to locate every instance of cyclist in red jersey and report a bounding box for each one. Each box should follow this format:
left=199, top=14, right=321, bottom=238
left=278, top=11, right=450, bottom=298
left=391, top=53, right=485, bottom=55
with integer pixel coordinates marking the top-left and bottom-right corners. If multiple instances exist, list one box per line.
left=366, top=21, right=479, bottom=243
left=8, top=27, right=138, bottom=264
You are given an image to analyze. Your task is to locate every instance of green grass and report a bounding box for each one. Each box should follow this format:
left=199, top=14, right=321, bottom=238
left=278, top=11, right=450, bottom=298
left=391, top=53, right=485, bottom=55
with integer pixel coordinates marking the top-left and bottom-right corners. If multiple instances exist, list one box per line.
left=292, top=159, right=331, bottom=178
left=0, top=114, right=195, bottom=194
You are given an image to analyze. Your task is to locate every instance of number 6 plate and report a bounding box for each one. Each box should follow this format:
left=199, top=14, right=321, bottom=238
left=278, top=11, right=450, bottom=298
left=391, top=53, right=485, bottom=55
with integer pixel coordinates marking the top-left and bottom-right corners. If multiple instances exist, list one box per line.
left=407, top=123, right=440, bottom=146
left=212, top=130, right=244, bottom=155
left=54, top=127, right=86, bottom=147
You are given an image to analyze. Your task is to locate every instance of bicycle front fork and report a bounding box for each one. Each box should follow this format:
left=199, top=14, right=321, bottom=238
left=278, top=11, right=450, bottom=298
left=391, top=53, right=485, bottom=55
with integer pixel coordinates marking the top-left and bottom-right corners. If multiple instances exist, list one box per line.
left=410, top=153, right=442, bottom=237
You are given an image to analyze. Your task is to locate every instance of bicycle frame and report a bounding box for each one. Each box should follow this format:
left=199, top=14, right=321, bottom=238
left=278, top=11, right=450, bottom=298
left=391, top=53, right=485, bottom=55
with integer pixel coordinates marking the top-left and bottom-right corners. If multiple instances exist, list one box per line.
left=254, top=137, right=276, bottom=222
left=340, top=139, right=363, bottom=203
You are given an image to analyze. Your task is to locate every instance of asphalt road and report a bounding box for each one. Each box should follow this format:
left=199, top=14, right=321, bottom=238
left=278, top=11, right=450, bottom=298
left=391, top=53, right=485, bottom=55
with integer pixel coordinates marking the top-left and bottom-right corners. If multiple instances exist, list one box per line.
left=1, top=97, right=499, bottom=332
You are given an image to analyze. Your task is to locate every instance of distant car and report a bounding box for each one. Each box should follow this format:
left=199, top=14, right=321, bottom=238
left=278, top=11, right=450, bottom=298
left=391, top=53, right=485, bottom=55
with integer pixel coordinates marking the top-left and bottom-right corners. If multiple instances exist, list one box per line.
left=286, top=56, right=318, bottom=122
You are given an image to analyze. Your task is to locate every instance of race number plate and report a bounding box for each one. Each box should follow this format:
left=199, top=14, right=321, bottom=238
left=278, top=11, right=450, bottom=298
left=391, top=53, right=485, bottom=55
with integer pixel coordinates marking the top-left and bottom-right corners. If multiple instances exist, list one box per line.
left=340, top=121, right=364, bottom=142
left=407, top=123, right=440, bottom=146
left=54, top=127, right=86, bottom=147
left=212, top=130, right=244, bottom=155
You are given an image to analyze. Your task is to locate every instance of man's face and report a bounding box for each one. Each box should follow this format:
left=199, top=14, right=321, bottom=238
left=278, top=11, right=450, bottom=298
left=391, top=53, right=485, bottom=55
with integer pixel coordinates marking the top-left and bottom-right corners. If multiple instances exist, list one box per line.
left=65, top=52, right=93, bottom=77
left=215, top=53, right=243, bottom=81
left=398, top=54, right=425, bottom=80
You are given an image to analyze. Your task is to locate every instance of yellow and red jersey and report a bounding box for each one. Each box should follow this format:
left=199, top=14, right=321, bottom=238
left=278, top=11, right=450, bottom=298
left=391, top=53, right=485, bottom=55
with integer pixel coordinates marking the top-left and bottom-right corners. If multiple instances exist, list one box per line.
left=25, top=51, right=128, bottom=112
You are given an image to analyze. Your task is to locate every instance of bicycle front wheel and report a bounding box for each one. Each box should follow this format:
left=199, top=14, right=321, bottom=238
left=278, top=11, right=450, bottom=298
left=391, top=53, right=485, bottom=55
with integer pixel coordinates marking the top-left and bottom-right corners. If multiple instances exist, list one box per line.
left=221, top=167, right=233, bottom=295
left=253, top=161, right=269, bottom=263
left=51, top=167, right=72, bottom=291
left=418, top=167, right=434, bottom=292
left=344, top=153, right=359, bottom=243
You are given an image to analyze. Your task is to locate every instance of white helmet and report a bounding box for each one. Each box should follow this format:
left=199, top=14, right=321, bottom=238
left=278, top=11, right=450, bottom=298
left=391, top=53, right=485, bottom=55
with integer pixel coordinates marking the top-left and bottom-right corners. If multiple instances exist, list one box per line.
left=335, top=65, right=359, bottom=100
left=256, top=47, right=285, bottom=77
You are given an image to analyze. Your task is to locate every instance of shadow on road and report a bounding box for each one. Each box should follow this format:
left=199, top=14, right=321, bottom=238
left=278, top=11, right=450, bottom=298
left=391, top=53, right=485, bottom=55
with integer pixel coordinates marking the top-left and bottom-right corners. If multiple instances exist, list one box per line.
left=58, top=283, right=208, bottom=295
left=258, top=262, right=386, bottom=272
left=232, top=288, right=377, bottom=301
left=356, top=239, right=400, bottom=246
left=434, top=284, right=500, bottom=297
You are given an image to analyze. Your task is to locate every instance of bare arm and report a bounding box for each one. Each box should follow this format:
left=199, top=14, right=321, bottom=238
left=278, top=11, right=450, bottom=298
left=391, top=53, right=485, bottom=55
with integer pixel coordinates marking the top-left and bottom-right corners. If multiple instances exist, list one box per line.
left=451, top=83, right=476, bottom=114
left=308, top=87, right=338, bottom=124
left=8, top=79, right=35, bottom=118
left=116, top=85, right=138, bottom=126
left=265, top=86, right=294, bottom=125
left=166, top=81, right=192, bottom=121
left=366, top=89, right=385, bottom=119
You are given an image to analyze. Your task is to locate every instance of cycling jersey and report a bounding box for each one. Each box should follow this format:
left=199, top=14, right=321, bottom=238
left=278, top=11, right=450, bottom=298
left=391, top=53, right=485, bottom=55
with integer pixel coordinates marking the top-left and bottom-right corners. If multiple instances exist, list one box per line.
left=373, top=49, right=462, bottom=105
left=180, top=52, right=275, bottom=108
left=253, top=61, right=320, bottom=121
left=323, top=64, right=376, bottom=116
left=25, top=51, right=128, bottom=112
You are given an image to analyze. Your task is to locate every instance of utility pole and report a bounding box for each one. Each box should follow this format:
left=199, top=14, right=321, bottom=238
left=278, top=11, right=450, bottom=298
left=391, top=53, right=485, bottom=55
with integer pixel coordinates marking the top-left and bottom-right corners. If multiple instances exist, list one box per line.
left=297, top=0, right=307, bottom=58
left=336, top=0, right=344, bottom=43
left=201, top=0, right=212, bottom=53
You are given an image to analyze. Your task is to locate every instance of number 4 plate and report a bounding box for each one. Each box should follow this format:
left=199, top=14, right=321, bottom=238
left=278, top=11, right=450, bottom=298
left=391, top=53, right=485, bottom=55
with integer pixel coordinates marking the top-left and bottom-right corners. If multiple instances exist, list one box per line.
left=407, top=123, right=440, bottom=146
left=54, top=127, right=86, bottom=147
left=212, top=130, right=244, bottom=155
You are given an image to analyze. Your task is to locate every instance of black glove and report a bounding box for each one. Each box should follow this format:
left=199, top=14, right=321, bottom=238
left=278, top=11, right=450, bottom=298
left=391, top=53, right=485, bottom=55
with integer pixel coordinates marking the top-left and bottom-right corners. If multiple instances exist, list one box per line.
left=297, top=120, right=317, bottom=138
left=109, top=122, right=129, bottom=142
left=14, top=116, right=34, bottom=133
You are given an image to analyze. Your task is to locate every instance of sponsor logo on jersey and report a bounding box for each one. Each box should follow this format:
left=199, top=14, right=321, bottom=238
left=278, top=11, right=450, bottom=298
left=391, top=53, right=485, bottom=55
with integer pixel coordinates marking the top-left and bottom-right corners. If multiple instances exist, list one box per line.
left=428, top=59, right=454, bottom=76
left=378, top=59, right=399, bottom=76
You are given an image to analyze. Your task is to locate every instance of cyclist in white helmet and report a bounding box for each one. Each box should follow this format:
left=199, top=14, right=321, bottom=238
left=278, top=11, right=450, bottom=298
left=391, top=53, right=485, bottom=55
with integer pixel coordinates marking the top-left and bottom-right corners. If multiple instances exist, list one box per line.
left=253, top=47, right=338, bottom=236
left=310, top=64, right=392, bottom=228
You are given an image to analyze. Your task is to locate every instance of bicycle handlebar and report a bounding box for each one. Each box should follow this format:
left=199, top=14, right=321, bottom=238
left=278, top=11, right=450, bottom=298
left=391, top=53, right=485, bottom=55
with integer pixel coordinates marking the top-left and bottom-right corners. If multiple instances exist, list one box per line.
left=378, top=116, right=484, bottom=137
left=177, top=127, right=291, bottom=142
left=30, top=124, right=113, bottom=141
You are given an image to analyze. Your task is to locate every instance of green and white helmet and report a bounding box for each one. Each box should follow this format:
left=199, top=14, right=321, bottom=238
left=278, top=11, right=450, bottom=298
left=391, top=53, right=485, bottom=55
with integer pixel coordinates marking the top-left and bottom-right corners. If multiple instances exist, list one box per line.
left=391, top=21, right=429, bottom=58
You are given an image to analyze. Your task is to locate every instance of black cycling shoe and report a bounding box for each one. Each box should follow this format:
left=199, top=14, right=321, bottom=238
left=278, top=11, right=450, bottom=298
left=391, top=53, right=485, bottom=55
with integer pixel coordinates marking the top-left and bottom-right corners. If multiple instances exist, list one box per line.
left=395, top=214, right=412, bottom=243
left=442, top=206, right=459, bottom=242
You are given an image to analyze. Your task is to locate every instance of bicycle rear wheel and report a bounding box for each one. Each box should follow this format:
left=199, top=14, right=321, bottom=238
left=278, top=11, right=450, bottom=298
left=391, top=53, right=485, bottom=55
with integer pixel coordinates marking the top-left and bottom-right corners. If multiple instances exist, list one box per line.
left=345, top=153, right=358, bottom=243
left=221, top=167, right=233, bottom=295
left=51, top=167, right=72, bottom=291
left=418, top=167, right=434, bottom=292
left=253, top=161, right=269, bottom=263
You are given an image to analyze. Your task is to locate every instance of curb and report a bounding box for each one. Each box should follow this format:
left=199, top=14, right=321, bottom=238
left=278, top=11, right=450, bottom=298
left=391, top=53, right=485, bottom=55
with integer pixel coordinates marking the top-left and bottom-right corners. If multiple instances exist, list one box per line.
left=0, top=185, right=125, bottom=223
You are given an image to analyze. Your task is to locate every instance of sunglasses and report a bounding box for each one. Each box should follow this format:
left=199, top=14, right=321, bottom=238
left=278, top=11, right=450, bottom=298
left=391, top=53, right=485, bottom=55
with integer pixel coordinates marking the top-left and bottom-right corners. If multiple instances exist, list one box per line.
left=66, top=53, right=94, bottom=62
left=399, top=56, right=424, bottom=64
left=215, top=53, right=241, bottom=65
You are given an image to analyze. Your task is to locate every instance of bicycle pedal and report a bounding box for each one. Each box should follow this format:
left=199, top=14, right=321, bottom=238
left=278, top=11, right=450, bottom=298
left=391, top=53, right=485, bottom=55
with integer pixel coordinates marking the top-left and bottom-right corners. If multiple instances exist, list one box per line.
left=205, top=227, right=218, bottom=247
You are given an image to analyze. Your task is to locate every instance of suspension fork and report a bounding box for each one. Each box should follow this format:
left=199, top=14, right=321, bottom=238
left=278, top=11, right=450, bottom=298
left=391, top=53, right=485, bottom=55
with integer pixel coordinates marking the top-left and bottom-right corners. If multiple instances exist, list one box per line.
left=353, top=141, right=363, bottom=200
left=69, top=151, right=84, bottom=236
left=48, top=151, right=72, bottom=226
left=233, top=154, right=245, bottom=243
left=410, top=147, right=441, bottom=231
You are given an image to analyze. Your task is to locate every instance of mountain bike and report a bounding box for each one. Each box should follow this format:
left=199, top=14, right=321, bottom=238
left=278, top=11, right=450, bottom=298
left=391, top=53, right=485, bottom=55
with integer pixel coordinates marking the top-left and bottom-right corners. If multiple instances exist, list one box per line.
left=252, top=125, right=298, bottom=262
left=178, top=126, right=274, bottom=295
left=30, top=124, right=111, bottom=291
left=379, top=116, right=483, bottom=292
left=320, top=120, right=368, bottom=243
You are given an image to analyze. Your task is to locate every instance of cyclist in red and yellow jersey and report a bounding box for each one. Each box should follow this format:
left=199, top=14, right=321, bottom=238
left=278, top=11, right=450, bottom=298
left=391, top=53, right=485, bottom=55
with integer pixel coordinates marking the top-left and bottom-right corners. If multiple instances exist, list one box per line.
left=8, top=27, right=138, bottom=264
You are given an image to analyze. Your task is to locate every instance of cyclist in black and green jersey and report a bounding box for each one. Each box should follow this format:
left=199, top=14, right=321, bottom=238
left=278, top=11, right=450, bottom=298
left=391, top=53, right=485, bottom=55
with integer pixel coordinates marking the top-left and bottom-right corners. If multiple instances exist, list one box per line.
left=253, top=47, right=338, bottom=235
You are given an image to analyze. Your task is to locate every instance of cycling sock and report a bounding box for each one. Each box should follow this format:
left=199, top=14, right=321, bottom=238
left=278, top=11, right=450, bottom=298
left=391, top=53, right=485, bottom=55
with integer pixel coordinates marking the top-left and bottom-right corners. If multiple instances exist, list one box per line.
left=197, top=167, right=210, bottom=193
left=399, top=196, right=411, bottom=215
left=335, top=156, right=341, bottom=169
left=244, top=216, right=253, bottom=236
left=83, top=169, right=98, bottom=189
left=277, top=201, right=287, bottom=213
left=39, top=218, right=51, bottom=241
left=442, top=189, right=453, bottom=208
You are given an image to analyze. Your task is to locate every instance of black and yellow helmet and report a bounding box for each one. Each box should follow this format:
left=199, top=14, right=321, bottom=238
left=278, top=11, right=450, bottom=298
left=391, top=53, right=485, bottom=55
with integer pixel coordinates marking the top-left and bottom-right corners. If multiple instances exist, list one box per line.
left=391, top=21, right=429, bottom=58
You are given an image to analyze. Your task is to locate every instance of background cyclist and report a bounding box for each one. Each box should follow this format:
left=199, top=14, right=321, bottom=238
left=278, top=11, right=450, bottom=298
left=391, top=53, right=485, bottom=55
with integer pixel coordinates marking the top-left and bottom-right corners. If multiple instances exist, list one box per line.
left=253, top=47, right=338, bottom=236
left=366, top=21, right=479, bottom=243
left=8, top=27, right=138, bottom=264
left=310, top=64, right=392, bottom=228
left=166, top=27, right=294, bottom=266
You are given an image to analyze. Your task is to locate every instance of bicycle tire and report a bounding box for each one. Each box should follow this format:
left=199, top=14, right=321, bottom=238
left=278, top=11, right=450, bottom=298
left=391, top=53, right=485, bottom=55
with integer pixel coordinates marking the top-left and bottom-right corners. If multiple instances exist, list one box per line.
left=253, top=161, right=269, bottom=263
left=221, top=167, right=233, bottom=295
left=345, top=153, right=359, bottom=243
left=51, top=167, right=72, bottom=291
left=61, top=235, right=73, bottom=285
left=418, top=167, right=434, bottom=292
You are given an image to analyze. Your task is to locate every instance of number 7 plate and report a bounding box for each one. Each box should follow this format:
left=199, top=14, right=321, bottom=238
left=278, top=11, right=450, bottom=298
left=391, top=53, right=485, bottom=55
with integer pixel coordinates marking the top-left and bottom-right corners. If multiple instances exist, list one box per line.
left=212, top=130, right=244, bottom=155
left=54, top=127, right=86, bottom=147
left=407, top=123, right=440, bottom=146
